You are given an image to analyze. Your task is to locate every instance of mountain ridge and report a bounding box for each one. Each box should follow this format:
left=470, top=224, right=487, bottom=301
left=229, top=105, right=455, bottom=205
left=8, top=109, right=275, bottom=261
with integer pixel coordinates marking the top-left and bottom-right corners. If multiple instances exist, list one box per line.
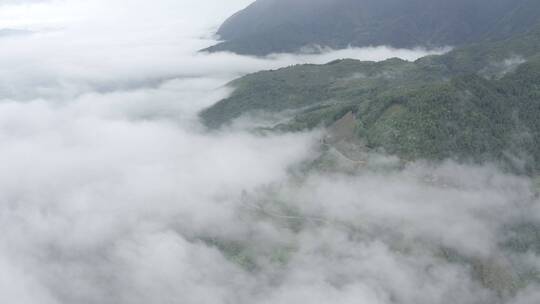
left=204, top=0, right=540, bottom=56
left=200, top=26, right=540, bottom=173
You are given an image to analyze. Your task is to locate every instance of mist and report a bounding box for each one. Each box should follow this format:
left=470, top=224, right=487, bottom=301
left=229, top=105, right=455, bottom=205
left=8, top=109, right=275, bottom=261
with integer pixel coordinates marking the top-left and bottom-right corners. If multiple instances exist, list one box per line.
left=0, top=1, right=538, bottom=303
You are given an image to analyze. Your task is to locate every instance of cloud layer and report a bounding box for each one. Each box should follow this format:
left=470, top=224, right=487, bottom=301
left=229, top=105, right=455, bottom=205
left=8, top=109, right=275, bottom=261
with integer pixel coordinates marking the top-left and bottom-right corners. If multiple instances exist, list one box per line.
left=0, top=1, right=538, bottom=303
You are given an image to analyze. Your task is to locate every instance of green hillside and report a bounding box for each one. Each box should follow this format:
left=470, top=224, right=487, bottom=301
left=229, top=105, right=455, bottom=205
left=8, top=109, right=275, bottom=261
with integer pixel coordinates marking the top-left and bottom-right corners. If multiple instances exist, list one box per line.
left=200, top=30, right=540, bottom=172
left=205, top=0, right=540, bottom=56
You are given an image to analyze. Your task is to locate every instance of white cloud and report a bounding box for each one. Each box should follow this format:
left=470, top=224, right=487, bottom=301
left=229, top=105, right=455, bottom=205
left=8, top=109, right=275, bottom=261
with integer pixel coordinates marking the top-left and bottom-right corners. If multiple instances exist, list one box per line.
left=0, top=1, right=537, bottom=303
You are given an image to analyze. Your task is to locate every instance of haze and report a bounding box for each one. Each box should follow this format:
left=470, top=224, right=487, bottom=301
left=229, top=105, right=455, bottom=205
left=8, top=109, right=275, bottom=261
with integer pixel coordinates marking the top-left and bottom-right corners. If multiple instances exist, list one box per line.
left=0, top=1, right=538, bottom=304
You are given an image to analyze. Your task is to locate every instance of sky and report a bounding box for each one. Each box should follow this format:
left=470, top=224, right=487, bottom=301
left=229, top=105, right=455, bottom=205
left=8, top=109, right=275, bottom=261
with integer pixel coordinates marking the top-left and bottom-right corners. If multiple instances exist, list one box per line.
left=0, top=1, right=538, bottom=304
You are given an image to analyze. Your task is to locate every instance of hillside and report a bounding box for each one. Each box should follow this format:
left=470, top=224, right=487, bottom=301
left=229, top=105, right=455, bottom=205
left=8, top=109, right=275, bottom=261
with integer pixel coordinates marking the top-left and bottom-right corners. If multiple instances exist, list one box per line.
left=204, top=0, right=540, bottom=56
left=200, top=29, right=540, bottom=172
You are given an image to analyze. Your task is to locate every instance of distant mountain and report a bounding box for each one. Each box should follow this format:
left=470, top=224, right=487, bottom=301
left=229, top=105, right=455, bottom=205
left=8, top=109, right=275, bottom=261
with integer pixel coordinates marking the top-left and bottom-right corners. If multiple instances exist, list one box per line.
left=0, top=28, right=32, bottom=37
left=200, top=27, right=540, bottom=172
left=204, top=0, right=540, bottom=56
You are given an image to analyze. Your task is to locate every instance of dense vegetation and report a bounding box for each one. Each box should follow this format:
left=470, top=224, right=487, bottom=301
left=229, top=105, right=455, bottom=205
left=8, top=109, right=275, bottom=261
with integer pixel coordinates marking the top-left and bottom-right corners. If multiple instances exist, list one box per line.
left=204, top=0, right=540, bottom=56
left=201, top=28, right=540, bottom=172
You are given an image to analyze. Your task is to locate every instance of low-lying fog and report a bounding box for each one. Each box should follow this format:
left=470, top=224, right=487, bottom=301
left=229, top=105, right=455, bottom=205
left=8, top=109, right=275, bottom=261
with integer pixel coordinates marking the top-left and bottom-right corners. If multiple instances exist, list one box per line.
left=0, top=1, right=538, bottom=303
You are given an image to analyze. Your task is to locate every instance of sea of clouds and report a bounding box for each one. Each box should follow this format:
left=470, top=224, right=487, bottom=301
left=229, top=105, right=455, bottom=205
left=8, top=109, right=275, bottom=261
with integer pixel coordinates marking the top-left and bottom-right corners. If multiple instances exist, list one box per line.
left=0, top=1, right=538, bottom=303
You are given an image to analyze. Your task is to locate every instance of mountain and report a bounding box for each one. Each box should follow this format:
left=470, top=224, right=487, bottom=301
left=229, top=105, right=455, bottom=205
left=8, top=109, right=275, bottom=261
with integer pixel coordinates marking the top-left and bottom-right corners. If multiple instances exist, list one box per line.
left=200, top=28, right=540, bottom=172
left=204, top=0, right=540, bottom=56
